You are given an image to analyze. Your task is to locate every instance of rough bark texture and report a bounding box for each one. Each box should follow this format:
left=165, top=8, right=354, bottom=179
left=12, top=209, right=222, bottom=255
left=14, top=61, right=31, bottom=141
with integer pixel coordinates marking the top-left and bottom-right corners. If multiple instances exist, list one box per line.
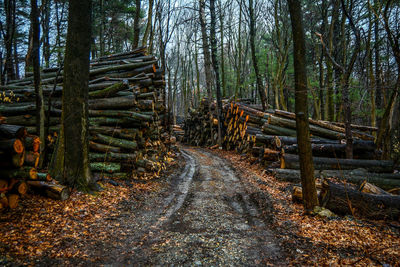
left=2, top=0, right=16, bottom=81
left=248, top=0, right=267, bottom=110
left=288, top=0, right=319, bottom=210
left=199, top=0, right=215, bottom=144
left=142, top=0, right=153, bottom=47
left=209, top=0, right=223, bottom=146
left=30, top=0, right=46, bottom=168
left=132, top=0, right=141, bottom=49
left=61, top=0, right=93, bottom=190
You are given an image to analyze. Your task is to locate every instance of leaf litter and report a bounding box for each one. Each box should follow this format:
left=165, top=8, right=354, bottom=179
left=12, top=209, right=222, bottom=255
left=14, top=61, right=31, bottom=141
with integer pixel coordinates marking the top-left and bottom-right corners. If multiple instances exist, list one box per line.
left=0, top=155, right=180, bottom=266
left=211, top=148, right=400, bottom=266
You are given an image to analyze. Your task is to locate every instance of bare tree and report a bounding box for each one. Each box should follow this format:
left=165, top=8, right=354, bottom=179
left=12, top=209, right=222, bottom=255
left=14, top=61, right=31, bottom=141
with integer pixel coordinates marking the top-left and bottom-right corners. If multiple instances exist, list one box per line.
left=248, top=0, right=267, bottom=110
left=288, top=0, right=319, bottom=211
left=132, top=0, right=141, bottom=49
left=30, top=0, right=45, bottom=167
left=210, top=0, right=223, bottom=146
left=59, top=0, right=93, bottom=190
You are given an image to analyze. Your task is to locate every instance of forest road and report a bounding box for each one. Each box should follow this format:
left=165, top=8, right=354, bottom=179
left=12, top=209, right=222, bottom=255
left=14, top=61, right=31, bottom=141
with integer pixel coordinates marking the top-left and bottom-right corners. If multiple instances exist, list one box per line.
left=112, top=147, right=286, bottom=266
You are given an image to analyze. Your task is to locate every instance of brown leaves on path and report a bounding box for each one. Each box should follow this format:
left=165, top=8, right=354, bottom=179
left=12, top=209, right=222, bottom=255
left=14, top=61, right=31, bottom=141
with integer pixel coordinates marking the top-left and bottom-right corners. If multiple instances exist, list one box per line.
left=212, top=149, right=400, bottom=266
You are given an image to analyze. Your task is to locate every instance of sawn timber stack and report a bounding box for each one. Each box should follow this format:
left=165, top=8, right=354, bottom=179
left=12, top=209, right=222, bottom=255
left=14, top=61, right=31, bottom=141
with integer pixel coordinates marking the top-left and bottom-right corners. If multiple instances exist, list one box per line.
left=0, top=47, right=170, bottom=181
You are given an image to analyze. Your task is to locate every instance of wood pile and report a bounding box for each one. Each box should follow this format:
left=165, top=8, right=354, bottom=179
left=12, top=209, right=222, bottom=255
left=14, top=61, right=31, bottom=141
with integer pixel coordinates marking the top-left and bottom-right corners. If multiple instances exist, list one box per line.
left=291, top=180, right=400, bottom=220
left=0, top=47, right=170, bottom=184
left=183, top=99, right=220, bottom=146
left=184, top=100, right=400, bottom=190
left=0, top=123, right=68, bottom=210
left=172, top=125, right=184, bottom=142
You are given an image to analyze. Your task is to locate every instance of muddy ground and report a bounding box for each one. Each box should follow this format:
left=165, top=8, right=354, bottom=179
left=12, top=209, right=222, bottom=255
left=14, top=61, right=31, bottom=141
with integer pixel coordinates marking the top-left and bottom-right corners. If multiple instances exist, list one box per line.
left=2, top=145, right=398, bottom=266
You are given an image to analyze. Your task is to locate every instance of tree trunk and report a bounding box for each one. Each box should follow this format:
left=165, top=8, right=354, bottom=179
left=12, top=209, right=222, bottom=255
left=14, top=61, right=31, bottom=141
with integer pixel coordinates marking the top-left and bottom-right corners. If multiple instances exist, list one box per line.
left=235, top=0, right=243, bottom=99
left=142, top=0, right=154, bottom=47
left=132, top=0, right=141, bottom=49
left=249, top=0, right=267, bottom=110
left=288, top=0, right=319, bottom=211
left=219, top=0, right=226, bottom=98
left=31, top=0, right=46, bottom=168
left=3, top=0, right=16, bottom=81
left=209, top=0, right=223, bottom=147
left=41, top=0, right=51, bottom=68
left=61, top=0, right=93, bottom=190
left=199, top=0, right=215, bottom=144
left=320, top=181, right=400, bottom=220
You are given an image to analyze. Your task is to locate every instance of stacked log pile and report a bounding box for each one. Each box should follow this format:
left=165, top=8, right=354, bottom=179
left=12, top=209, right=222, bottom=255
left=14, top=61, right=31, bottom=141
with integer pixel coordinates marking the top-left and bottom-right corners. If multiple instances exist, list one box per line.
left=172, top=125, right=184, bottom=142
left=0, top=47, right=169, bottom=182
left=185, top=101, right=399, bottom=186
left=184, top=100, right=399, bottom=219
left=183, top=99, right=220, bottom=146
left=0, top=123, right=67, bottom=210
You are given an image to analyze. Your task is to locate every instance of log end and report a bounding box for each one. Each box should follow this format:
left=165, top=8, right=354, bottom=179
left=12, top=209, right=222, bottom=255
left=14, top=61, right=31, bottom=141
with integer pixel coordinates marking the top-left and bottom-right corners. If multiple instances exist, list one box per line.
left=13, top=139, right=24, bottom=154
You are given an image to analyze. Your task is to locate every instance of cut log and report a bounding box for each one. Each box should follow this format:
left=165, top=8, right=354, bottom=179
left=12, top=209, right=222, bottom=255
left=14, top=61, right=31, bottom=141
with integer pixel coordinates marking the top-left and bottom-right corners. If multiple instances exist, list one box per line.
left=320, top=169, right=400, bottom=190
left=89, top=141, right=122, bottom=153
left=88, top=110, right=153, bottom=121
left=267, top=168, right=321, bottom=182
left=267, top=115, right=346, bottom=140
left=270, top=168, right=400, bottom=191
left=7, top=194, right=19, bottom=209
left=90, top=162, right=121, bottom=173
left=24, top=151, right=40, bottom=167
left=89, top=116, right=148, bottom=127
left=89, top=82, right=128, bottom=98
left=292, top=183, right=322, bottom=203
left=283, top=143, right=377, bottom=159
left=331, top=121, right=378, bottom=132
left=281, top=154, right=394, bottom=173
left=93, top=172, right=131, bottom=180
left=0, top=167, right=37, bottom=180
left=36, top=173, right=52, bottom=181
left=11, top=181, right=28, bottom=195
left=85, top=96, right=136, bottom=110
left=0, top=195, right=8, bottom=208
left=320, top=181, right=400, bottom=220
left=0, top=151, right=25, bottom=167
left=262, top=123, right=297, bottom=137
left=0, top=124, right=27, bottom=138
left=27, top=181, right=69, bottom=200
left=359, top=181, right=391, bottom=195
left=25, top=135, right=41, bottom=152
left=4, top=115, right=59, bottom=126
left=92, top=133, right=138, bottom=150
left=0, top=138, right=24, bottom=154
left=89, top=126, right=141, bottom=140
left=274, top=109, right=374, bottom=140
left=89, top=60, right=157, bottom=76
left=89, top=152, right=138, bottom=162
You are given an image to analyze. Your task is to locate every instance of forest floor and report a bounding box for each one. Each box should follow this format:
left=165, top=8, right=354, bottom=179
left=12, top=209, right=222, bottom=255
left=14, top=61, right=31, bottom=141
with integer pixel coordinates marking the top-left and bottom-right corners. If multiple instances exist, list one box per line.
left=0, top=145, right=399, bottom=266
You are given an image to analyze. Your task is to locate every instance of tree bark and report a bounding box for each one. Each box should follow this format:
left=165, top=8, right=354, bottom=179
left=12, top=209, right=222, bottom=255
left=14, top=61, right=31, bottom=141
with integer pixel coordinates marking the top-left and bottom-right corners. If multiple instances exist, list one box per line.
left=321, top=181, right=400, bottom=220
left=2, top=0, right=16, bottom=81
left=142, top=0, right=154, bottom=47
left=199, top=0, right=215, bottom=144
left=288, top=0, right=319, bottom=211
left=209, top=0, right=223, bottom=146
left=132, top=0, right=141, bottom=49
left=30, top=0, right=46, bottom=168
left=61, top=0, right=93, bottom=190
left=249, top=0, right=267, bottom=110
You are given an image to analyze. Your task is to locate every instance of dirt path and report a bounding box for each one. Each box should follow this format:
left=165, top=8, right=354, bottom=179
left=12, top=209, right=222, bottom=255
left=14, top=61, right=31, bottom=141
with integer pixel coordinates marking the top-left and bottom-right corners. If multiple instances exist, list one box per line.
left=21, top=146, right=285, bottom=266
left=111, top=147, right=286, bottom=266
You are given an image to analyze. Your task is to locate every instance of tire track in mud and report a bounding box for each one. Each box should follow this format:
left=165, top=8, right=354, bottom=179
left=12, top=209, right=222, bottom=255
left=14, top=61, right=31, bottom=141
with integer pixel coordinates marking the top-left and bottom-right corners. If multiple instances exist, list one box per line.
left=125, top=147, right=286, bottom=266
